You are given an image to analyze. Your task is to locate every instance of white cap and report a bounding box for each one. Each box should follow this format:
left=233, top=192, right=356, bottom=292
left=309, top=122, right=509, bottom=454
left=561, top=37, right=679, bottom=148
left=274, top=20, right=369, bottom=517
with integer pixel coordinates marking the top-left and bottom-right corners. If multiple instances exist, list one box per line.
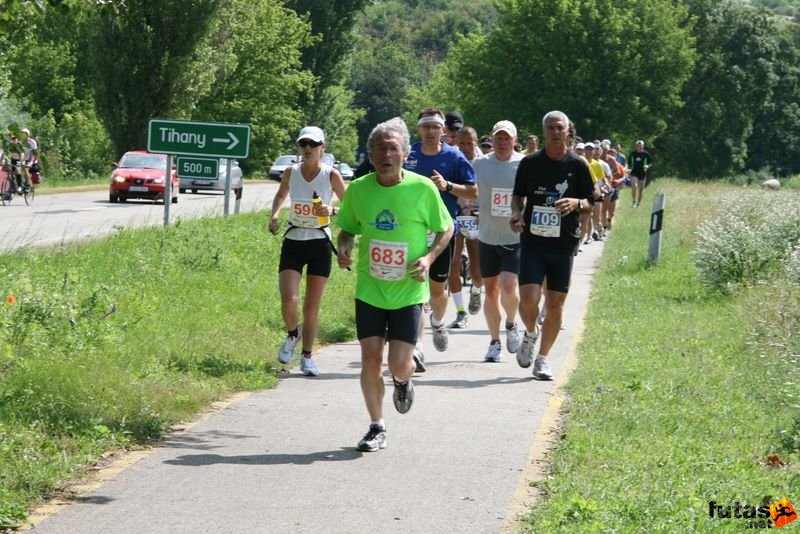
left=491, top=120, right=517, bottom=137
left=297, top=126, right=325, bottom=143
left=575, top=142, right=585, bottom=149
left=21, top=128, right=30, bottom=135
left=584, top=142, right=596, bottom=149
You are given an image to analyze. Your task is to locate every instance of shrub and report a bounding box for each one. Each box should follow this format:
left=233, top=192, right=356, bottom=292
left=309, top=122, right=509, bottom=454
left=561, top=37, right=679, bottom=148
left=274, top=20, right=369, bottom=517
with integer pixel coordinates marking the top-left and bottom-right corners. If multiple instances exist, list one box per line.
left=787, top=242, right=800, bottom=286
left=694, top=190, right=800, bottom=289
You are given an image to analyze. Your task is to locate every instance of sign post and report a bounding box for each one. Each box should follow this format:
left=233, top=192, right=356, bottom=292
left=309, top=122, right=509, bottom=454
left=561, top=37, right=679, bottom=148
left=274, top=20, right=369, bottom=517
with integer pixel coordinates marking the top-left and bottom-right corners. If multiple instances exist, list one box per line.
left=148, top=119, right=251, bottom=224
left=648, top=193, right=665, bottom=263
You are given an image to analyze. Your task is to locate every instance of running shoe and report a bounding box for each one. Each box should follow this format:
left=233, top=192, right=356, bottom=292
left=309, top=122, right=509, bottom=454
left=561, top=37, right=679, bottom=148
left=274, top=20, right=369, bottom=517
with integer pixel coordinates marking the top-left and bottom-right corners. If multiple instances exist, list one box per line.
left=432, top=325, right=449, bottom=352
left=533, top=356, right=554, bottom=380
left=537, top=309, right=546, bottom=326
left=448, top=310, right=468, bottom=329
left=592, top=230, right=600, bottom=241
left=583, top=237, right=593, bottom=245
left=413, top=341, right=426, bottom=373
left=278, top=332, right=301, bottom=364
left=357, top=424, right=387, bottom=452
left=300, top=356, right=319, bottom=376
left=517, top=330, right=538, bottom=368
left=393, top=377, right=415, bottom=414
left=484, top=342, right=502, bottom=362
left=468, top=289, right=482, bottom=315
left=506, top=323, right=522, bottom=354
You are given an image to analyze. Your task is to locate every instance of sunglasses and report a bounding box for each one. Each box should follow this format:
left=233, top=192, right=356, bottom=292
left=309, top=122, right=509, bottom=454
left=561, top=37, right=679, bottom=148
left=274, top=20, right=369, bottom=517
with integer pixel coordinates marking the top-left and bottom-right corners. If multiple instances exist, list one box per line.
left=298, top=139, right=323, bottom=148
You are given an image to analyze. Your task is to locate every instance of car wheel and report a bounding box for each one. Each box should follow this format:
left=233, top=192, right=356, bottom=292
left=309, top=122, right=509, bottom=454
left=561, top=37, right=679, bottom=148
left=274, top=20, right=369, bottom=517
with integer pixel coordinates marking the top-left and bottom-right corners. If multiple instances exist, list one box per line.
left=109, top=193, right=118, bottom=203
left=192, top=188, right=198, bottom=194
left=179, top=188, right=186, bottom=194
left=172, top=195, right=178, bottom=204
left=119, top=196, right=127, bottom=203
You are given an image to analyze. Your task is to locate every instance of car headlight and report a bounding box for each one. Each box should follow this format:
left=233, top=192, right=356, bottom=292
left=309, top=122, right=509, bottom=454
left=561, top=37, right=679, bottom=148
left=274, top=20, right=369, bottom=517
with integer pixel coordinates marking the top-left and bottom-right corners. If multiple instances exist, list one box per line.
left=152, top=178, right=164, bottom=184
left=113, top=175, right=126, bottom=183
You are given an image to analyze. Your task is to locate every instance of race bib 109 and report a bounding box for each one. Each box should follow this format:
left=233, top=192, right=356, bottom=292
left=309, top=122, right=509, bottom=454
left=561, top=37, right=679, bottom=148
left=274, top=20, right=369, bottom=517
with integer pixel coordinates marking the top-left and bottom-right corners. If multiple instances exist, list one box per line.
left=529, top=205, right=561, bottom=238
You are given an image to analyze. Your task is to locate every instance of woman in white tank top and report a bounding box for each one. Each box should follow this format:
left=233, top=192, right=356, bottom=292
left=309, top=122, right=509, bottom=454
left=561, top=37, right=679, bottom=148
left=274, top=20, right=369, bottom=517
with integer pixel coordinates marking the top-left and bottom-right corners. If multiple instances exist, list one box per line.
left=268, top=127, right=346, bottom=376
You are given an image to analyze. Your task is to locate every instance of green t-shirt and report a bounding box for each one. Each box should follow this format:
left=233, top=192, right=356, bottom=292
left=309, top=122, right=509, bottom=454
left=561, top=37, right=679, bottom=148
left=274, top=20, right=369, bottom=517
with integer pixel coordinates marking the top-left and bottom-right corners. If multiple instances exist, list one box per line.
left=337, top=171, right=452, bottom=310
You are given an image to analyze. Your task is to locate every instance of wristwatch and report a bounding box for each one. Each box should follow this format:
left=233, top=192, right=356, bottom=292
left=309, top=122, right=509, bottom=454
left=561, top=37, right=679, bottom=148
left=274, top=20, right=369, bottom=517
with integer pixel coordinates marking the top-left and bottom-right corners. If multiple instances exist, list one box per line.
left=445, top=181, right=453, bottom=192
left=577, top=199, right=584, bottom=212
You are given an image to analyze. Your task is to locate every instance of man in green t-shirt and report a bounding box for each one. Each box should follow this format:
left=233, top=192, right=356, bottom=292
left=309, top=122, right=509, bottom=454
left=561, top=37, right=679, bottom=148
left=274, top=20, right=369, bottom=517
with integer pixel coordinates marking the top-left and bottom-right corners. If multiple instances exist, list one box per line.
left=337, top=117, right=453, bottom=452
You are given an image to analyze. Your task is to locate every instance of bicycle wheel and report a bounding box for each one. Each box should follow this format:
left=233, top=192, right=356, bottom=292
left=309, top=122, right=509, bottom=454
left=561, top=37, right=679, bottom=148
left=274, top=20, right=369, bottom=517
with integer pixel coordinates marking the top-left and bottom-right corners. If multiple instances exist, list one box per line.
left=23, top=185, right=33, bottom=205
left=1, top=178, right=12, bottom=206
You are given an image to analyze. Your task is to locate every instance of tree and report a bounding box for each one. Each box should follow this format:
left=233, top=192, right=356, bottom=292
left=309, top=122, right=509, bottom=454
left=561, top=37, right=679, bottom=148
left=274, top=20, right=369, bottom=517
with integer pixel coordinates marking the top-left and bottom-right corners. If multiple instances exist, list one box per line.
left=409, top=0, right=695, bottom=146
left=349, top=0, right=496, bottom=150
left=746, top=21, right=800, bottom=176
left=87, top=0, right=222, bottom=155
left=284, top=0, right=370, bottom=161
left=658, top=0, right=782, bottom=178
left=191, top=0, right=315, bottom=173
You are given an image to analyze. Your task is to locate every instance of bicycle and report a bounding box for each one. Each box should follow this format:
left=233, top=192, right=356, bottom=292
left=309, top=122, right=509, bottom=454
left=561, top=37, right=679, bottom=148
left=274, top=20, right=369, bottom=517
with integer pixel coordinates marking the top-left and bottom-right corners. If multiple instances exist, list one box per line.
left=1, top=161, right=34, bottom=206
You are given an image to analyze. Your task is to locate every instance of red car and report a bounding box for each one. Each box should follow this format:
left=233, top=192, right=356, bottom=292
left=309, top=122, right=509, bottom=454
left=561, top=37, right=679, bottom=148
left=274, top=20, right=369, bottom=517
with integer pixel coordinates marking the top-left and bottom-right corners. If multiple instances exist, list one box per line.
left=109, top=151, right=178, bottom=204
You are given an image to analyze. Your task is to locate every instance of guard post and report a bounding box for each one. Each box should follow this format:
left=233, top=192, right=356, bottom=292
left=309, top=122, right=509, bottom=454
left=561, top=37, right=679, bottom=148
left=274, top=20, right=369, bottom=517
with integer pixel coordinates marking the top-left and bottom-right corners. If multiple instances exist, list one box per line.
left=648, top=193, right=665, bottom=262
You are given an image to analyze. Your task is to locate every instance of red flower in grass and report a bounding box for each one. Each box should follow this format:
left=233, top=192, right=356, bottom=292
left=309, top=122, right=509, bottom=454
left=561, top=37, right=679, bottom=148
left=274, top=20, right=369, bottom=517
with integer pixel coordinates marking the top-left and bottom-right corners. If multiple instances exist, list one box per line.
left=6, top=295, right=15, bottom=304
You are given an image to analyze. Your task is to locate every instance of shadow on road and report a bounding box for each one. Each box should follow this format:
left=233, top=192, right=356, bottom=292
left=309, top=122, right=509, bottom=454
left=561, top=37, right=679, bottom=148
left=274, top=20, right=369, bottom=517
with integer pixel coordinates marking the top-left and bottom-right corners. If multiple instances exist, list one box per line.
left=163, top=448, right=362, bottom=467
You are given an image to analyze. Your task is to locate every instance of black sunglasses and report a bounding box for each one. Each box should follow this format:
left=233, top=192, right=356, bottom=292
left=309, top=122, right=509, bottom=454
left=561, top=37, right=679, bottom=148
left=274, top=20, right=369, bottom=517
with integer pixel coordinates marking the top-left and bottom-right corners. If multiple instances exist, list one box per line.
left=298, top=139, right=323, bottom=148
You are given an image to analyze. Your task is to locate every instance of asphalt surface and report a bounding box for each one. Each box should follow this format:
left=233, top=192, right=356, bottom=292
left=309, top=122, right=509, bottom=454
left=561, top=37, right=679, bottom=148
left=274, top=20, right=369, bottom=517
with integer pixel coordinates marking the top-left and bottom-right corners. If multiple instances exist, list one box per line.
left=28, top=239, right=605, bottom=534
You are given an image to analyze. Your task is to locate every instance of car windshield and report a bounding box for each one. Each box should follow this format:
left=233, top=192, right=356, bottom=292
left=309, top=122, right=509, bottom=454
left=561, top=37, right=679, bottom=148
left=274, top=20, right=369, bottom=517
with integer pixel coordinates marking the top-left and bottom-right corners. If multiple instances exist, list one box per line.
left=338, top=163, right=352, bottom=172
left=274, top=155, right=297, bottom=166
left=120, top=154, right=166, bottom=170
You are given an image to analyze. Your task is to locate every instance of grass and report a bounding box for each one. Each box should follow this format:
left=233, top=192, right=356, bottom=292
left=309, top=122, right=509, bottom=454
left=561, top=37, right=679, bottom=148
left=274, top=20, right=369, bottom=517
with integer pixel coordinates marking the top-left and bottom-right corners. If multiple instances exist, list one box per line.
left=0, top=211, right=355, bottom=528
left=521, top=179, right=799, bottom=532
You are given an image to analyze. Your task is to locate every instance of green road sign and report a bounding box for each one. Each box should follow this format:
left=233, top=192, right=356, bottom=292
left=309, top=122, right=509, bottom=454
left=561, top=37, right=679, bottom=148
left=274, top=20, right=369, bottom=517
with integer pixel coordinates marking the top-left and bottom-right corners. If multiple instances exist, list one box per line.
left=177, top=157, right=219, bottom=180
left=148, top=119, right=251, bottom=159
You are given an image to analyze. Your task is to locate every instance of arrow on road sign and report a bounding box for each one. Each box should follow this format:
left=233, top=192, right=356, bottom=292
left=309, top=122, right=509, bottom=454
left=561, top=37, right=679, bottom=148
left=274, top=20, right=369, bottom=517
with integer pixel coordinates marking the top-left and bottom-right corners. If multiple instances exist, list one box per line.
left=212, top=132, right=239, bottom=151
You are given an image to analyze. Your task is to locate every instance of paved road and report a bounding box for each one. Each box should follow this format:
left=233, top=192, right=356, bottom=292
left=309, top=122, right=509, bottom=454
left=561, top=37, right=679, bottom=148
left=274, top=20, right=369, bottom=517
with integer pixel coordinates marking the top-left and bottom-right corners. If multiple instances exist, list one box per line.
left=27, top=236, right=605, bottom=534
left=0, top=182, right=280, bottom=253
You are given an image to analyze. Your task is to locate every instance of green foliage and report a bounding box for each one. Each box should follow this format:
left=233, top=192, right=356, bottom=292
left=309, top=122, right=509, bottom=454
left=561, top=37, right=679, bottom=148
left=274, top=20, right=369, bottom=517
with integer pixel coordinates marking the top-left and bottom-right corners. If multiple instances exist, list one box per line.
left=659, top=0, right=783, bottom=178
left=788, top=242, right=800, bottom=285
left=312, top=83, right=365, bottom=163
left=349, top=0, right=496, bottom=150
left=693, top=189, right=800, bottom=289
left=87, top=0, right=223, bottom=155
left=192, top=0, right=315, bottom=173
left=747, top=23, right=800, bottom=176
left=414, top=0, right=694, bottom=143
left=523, top=179, right=798, bottom=532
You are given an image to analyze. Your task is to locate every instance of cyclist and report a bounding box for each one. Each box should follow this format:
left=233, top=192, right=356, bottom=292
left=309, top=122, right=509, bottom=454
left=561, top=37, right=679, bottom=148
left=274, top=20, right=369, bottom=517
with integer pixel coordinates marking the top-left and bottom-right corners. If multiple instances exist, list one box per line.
left=21, top=128, right=38, bottom=189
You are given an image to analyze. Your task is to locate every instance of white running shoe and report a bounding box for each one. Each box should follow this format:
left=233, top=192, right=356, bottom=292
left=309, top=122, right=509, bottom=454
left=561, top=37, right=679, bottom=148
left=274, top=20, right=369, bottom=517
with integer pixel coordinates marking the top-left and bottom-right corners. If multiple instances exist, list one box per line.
left=468, top=289, right=482, bottom=315
left=484, top=342, right=502, bottom=362
left=517, top=330, right=538, bottom=368
left=433, top=326, right=449, bottom=352
left=278, top=332, right=301, bottom=364
left=533, top=356, right=553, bottom=380
left=506, top=323, right=522, bottom=354
left=413, top=341, right=426, bottom=373
left=300, top=356, right=319, bottom=376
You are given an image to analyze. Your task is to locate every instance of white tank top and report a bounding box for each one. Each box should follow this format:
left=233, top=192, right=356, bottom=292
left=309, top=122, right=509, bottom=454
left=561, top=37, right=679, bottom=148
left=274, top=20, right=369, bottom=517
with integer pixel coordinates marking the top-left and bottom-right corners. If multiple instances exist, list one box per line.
left=286, top=163, right=334, bottom=241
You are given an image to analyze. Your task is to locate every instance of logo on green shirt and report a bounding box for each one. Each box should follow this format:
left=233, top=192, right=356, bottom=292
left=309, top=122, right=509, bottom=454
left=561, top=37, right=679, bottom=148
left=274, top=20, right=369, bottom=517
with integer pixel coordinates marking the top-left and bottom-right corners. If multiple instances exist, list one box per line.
left=369, top=209, right=400, bottom=231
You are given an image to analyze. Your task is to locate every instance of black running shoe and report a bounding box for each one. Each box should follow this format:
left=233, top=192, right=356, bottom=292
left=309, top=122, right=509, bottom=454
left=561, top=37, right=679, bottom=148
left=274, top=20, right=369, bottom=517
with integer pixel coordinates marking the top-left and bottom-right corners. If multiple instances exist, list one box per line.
left=392, top=377, right=415, bottom=414
left=357, top=424, right=387, bottom=452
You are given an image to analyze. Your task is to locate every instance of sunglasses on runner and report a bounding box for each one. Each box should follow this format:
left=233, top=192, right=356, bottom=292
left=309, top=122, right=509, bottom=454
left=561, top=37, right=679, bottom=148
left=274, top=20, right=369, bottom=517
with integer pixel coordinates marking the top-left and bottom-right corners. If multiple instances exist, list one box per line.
left=298, top=139, right=323, bottom=148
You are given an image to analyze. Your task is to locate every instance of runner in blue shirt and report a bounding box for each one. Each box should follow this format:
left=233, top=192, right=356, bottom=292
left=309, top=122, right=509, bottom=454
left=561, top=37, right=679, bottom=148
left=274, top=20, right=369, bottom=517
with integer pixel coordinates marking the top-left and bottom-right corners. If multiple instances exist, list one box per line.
left=403, top=108, right=477, bottom=362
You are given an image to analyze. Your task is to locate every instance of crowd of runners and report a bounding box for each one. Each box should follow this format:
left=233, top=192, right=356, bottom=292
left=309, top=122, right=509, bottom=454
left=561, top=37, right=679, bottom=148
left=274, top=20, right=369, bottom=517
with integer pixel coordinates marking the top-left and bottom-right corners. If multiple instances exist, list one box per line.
left=268, top=110, right=652, bottom=452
